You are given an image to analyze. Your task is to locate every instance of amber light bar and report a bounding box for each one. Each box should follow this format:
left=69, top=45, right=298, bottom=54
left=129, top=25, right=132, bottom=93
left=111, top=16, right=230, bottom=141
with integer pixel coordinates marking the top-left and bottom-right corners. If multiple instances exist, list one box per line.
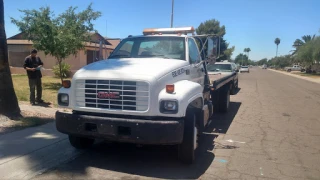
left=143, top=27, right=195, bottom=35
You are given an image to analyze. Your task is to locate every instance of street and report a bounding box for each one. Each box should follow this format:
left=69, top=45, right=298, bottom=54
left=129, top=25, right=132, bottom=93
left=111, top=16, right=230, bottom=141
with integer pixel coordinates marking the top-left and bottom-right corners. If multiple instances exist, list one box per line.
left=2, top=67, right=320, bottom=180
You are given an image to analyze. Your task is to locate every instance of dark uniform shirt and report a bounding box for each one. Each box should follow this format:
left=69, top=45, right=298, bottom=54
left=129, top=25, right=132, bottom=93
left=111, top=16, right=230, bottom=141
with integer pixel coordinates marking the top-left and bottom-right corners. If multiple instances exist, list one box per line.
left=23, top=55, right=44, bottom=79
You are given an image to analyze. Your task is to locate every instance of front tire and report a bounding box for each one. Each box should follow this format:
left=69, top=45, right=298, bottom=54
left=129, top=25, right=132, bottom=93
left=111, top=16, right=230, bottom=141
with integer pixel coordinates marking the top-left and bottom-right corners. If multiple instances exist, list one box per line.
left=69, top=135, right=95, bottom=149
left=178, top=110, right=198, bottom=164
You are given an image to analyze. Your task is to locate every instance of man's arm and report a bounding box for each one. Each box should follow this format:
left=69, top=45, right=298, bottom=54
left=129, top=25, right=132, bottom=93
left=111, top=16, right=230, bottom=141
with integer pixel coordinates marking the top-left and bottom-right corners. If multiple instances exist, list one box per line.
left=37, top=57, right=44, bottom=68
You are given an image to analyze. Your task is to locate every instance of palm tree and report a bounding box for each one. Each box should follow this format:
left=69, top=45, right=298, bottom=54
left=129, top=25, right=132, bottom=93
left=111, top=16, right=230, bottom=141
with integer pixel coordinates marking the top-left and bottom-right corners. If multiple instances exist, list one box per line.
left=0, top=0, right=20, bottom=117
left=274, top=38, right=280, bottom=57
left=302, top=35, right=315, bottom=43
left=291, top=35, right=315, bottom=55
left=242, top=48, right=247, bottom=65
left=247, top=48, right=251, bottom=60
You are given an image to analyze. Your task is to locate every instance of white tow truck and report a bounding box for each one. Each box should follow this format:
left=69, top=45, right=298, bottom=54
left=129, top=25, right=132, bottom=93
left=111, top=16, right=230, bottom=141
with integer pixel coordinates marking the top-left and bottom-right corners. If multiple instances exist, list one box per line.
left=56, top=27, right=236, bottom=164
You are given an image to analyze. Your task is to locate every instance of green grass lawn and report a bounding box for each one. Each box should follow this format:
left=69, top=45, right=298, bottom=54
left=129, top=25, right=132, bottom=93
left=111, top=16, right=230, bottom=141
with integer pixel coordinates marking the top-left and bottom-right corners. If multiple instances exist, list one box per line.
left=299, top=73, right=320, bottom=78
left=12, top=74, right=63, bottom=106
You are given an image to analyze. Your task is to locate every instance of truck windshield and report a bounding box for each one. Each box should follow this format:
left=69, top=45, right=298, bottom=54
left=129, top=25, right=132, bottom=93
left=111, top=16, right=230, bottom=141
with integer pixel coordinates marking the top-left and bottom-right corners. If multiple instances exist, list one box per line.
left=207, top=64, right=232, bottom=72
left=108, top=36, right=186, bottom=60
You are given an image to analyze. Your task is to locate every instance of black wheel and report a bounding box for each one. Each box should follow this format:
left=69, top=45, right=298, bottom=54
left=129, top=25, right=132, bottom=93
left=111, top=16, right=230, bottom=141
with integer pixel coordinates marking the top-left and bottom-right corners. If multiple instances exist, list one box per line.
left=178, top=109, right=198, bottom=164
left=287, top=69, right=291, bottom=72
left=230, top=81, right=238, bottom=95
left=217, top=88, right=230, bottom=113
left=69, top=135, right=95, bottom=149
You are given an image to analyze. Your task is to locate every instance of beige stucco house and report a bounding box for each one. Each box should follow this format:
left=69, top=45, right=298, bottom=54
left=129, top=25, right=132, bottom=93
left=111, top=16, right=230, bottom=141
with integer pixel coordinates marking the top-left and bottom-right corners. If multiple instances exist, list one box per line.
left=7, top=32, right=121, bottom=76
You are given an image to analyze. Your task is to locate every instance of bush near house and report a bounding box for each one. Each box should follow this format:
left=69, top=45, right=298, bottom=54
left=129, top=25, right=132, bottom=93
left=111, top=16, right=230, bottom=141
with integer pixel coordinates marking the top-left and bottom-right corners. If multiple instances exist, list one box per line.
left=52, top=62, right=71, bottom=78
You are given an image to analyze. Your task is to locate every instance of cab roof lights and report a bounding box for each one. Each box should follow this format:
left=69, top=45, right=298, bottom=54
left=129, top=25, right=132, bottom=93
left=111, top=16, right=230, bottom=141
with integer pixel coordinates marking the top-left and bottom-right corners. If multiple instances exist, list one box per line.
left=143, top=27, right=195, bottom=35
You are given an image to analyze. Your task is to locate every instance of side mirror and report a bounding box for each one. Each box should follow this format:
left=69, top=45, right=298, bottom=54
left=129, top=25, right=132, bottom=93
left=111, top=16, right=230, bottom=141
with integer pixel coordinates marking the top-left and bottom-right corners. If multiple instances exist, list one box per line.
left=206, top=37, right=218, bottom=64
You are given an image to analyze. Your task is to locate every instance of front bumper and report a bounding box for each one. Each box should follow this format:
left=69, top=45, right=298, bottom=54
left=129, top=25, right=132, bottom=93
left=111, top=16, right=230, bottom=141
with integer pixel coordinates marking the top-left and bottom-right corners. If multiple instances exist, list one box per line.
left=56, top=111, right=184, bottom=145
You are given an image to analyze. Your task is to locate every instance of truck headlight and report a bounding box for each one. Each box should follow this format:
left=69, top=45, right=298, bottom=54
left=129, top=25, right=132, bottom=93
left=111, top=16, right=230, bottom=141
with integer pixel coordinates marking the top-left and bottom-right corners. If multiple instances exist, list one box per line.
left=58, top=94, right=69, bottom=106
left=160, top=100, right=178, bottom=114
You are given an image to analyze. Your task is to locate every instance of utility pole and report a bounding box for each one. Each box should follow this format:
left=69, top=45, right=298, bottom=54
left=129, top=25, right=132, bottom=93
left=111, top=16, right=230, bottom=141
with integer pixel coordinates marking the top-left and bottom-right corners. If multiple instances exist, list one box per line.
left=171, top=0, right=174, bottom=28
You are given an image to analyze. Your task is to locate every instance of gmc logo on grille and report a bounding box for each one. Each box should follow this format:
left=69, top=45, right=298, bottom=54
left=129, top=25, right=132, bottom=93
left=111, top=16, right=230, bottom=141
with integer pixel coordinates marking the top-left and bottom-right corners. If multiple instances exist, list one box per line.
left=97, top=92, right=120, bottom=99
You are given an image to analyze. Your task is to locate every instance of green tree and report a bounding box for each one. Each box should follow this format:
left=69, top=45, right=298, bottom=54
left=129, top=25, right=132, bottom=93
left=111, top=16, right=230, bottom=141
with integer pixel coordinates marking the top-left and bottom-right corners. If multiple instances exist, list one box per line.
left=291, top=35, right=316, bottom=56
left=268, top=55, right=292, bottom=69
left=0, top=0, right=20, bottom=117
left=196, top=19, right=234, bottom=61
left=11, top=4, right=101, bottom=83
left=295, top=36, right=320, bottom=66
left=223, top=46, right=235, bottom=60
left=274, top=38, right=281, bottom=57
left=313, top=36, right=320, bottom=63
left=256, top=58, right=268, bottom=66
left=235, top=53, right=248, bottom=65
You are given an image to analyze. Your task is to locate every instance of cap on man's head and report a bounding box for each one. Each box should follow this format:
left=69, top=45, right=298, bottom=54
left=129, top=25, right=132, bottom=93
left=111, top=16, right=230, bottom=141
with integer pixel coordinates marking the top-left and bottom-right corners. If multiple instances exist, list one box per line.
left=31, top=49, right=38, bottom=54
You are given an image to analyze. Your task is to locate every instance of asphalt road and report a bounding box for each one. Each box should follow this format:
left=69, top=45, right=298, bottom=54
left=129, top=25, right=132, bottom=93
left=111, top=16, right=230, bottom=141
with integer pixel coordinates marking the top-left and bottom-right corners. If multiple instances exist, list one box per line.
left=34, top=68, right=320, bottom=180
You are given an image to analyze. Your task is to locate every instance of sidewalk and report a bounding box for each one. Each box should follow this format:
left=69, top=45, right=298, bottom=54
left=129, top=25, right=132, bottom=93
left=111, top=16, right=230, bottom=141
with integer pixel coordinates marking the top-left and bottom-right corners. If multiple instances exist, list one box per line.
left=268, top=69, right=320, bottom=84
left=0, top=103, right=79, bottom=180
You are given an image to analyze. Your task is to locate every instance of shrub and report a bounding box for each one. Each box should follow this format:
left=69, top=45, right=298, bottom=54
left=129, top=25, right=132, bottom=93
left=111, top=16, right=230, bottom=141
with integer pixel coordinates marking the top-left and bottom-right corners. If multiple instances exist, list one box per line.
left=52, top=62, right=71, bottom=78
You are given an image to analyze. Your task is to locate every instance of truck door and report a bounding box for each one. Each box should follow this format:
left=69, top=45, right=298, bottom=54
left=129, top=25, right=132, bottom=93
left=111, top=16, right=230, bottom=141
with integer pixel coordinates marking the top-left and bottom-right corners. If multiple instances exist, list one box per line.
left=188, top=38, right=205, bottom=87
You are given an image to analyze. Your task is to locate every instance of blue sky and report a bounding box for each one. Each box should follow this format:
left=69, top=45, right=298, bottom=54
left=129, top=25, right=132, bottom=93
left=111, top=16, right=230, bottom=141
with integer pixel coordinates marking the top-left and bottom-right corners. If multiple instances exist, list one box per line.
left=4, top=0, right=320, bottom=60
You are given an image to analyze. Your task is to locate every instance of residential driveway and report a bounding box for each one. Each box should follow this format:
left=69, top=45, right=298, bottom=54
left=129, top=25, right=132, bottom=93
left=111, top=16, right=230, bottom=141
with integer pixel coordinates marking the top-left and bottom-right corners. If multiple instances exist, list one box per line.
left=25, top=67, right=320, bottom=179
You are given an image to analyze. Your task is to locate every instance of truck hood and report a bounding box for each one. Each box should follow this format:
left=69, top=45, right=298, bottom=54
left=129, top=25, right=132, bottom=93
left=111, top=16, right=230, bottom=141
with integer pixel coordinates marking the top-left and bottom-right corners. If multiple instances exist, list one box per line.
left=73, top=58, right=188, bottom=81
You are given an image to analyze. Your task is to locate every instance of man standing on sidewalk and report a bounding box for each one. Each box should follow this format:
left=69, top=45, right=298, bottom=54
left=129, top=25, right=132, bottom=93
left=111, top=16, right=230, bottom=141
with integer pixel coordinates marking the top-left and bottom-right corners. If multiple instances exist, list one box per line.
left=23, top=49, right=44, bottom=105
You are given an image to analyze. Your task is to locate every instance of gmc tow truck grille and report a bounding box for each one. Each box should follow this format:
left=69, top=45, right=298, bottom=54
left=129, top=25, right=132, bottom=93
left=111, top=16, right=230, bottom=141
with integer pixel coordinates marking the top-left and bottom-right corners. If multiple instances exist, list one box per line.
left=75, top=80, right=149, bottom=111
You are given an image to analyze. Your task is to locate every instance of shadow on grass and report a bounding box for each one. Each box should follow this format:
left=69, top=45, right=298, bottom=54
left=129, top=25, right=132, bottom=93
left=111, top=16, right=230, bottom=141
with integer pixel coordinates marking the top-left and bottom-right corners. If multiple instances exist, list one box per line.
left=43, top=82, right=62, bottom=91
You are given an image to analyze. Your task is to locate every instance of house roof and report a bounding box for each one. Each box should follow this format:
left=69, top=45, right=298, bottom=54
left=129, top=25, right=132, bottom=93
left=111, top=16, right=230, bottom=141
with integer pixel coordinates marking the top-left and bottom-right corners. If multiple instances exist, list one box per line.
left=8, top=32, right=112, bottom=46
left=7, top=39, right=113, bottom=49
left=105, top=38, right=121, bottom=49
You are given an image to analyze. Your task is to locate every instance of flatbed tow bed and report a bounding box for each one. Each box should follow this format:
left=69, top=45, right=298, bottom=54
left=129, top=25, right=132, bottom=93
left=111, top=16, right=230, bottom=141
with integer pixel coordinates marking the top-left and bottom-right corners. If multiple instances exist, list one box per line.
left=209, top=73, right=235, bottom=90
left=207, top=72, right=235, bottom=113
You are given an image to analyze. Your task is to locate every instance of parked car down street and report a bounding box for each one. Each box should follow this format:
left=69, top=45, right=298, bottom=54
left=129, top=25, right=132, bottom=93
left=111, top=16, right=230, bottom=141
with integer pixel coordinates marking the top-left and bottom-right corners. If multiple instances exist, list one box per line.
left=284, top=65, right=305, bottom=72
left=240, top=66, right=250, bottom=73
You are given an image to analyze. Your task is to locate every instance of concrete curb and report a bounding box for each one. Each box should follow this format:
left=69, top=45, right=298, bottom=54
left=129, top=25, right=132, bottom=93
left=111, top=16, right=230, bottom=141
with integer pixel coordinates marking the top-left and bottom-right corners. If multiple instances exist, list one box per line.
left=268, top=69, right=320, bottom=84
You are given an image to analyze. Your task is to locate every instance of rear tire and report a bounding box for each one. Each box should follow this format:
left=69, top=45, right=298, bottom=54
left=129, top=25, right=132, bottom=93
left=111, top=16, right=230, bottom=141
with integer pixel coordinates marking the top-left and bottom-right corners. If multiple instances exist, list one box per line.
left=69, top=135, right=95, bottom=149
left=287, top=69, right=291, bottom=72
left=178, top=109, right=197, bottom=164
left=230, top=81, right=238, bottom=95
left=217, top=88, right=230, bottom=113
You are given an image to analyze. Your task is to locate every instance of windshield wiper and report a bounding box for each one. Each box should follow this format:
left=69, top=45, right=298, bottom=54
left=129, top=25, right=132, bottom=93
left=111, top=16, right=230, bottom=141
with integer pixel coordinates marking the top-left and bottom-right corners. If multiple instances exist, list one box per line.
left=208, top=69, right=220, bottom=72
left=108, top=54, right=130, bottom=59
left=139, top=54, right=170, bottom=59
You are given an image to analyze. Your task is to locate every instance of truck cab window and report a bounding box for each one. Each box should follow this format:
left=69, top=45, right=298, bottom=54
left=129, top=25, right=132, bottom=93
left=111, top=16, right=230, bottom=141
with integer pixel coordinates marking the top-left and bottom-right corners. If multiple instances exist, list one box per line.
left=109, top=37, right=186, bottom=60
left=188, top=38, right=200, bottom=64
left=109, top=41, right=133, bottom=58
